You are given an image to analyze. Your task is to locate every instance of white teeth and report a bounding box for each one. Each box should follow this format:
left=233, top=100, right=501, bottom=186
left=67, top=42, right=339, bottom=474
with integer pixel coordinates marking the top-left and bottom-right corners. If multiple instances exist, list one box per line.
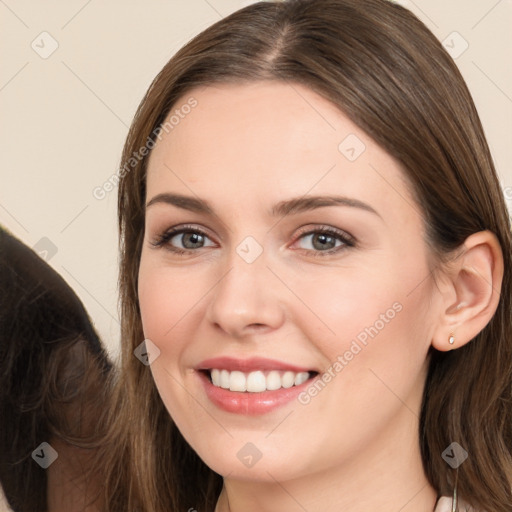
left=246, top=371, right=266, bottom=392
left=294, top=372, right=309, bottom=386
left=266, top=370, right=281, bottom=391
left=220, top=369, right=230, bottom=389
left=208, top=369, right=311, bottom=392
left=281, top=371, right=295, bottom=389
left=211, top=369, right=220, bottom=386
left=229, top=371, right=246, bottom=392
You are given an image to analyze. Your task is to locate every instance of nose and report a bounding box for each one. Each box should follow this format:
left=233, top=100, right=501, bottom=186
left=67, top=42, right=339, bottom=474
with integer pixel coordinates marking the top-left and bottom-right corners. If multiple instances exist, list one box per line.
left=205, top=250, right=286, bottom=338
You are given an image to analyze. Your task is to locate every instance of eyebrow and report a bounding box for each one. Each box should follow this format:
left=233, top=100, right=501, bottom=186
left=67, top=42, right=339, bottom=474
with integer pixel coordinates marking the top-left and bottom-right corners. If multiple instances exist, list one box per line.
left=145, top=193, right=381, bottom=218
left=146, top=193, right=214, bottom=214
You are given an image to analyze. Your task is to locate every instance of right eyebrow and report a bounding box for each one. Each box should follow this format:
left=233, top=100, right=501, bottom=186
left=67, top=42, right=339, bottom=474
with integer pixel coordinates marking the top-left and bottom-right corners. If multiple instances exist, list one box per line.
left=145, top=193, right=214, bottom=215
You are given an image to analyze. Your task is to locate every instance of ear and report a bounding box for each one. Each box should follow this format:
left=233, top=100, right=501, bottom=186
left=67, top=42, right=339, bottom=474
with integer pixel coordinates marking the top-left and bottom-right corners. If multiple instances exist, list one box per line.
left=431, top=230, right=504, bottom=352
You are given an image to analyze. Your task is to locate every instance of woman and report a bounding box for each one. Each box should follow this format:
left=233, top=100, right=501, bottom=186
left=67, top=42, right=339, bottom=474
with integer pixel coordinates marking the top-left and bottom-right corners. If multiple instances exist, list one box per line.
left=95, top=0, right=510, bottom=510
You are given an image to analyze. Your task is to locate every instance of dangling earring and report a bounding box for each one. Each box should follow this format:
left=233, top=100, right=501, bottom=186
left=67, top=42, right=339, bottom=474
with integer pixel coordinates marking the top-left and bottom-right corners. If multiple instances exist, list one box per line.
left=451, top=468, right=459, bottom=512
left=449, top=334, right=455, bottom=345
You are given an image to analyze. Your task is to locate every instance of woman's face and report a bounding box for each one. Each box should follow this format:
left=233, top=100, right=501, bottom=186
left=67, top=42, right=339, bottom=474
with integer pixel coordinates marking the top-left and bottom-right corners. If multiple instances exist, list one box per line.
left=138, top=81, right=442, bottom=482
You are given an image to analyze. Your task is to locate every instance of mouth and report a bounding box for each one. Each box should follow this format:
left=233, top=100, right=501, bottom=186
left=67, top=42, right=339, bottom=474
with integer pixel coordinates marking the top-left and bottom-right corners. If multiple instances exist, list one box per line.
left=200, top=368, right=319, bottom=393
left=197, top=367, right=319, bottom=415
left=195, top=356, right=320, bottom=414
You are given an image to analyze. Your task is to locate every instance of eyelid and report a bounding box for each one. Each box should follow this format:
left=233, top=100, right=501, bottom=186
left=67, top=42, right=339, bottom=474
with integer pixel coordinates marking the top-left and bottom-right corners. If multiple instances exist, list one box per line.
left=286, top=225, right=355, bottom=258
left=291, top=224, right=355, bottom=245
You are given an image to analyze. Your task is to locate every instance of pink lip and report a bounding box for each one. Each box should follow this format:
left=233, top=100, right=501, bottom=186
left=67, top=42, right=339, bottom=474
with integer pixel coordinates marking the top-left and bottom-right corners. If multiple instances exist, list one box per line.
left=195, top=357, right=318, bottom=415
left=196, top=370, right=316, bottom=416
left=196, top=356, right=314, bottom=373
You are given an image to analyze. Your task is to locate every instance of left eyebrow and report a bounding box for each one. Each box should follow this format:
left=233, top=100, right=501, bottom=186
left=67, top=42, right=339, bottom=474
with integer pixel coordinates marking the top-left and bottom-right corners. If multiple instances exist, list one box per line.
left=270, top=195, right=381, bottom=219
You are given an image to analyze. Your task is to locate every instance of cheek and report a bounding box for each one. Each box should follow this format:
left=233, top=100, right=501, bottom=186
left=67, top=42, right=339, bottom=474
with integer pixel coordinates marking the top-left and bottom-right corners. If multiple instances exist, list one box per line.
left=288, top=265, right=405, bottom=350
left=289, top=256, right=434, bottom=389
left=138, top=258, right=205, bottom=342
left=138, top=259, right=210, bottom=429
left=288, top=271, right=432, bottom=456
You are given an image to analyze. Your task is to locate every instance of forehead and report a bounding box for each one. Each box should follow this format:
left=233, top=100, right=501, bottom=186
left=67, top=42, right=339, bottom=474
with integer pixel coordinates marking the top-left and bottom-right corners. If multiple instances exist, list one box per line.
left=146, top=81, right=417, bottom=224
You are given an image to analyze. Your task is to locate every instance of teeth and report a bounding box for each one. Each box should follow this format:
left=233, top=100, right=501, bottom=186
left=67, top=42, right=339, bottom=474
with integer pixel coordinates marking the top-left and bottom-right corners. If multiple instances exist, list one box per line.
left=209, top=369, right=311, bottom=392
left=220, top=369, right=230, bottom=389
left=294, top=371, right=309, bottom=386
left=229, top=371, right=246, bottom=392
left=282, top=371, right=295, bottom=388
left=246, top=370, right=266, bottom=392
left=266, top=370, right=281, bottom=390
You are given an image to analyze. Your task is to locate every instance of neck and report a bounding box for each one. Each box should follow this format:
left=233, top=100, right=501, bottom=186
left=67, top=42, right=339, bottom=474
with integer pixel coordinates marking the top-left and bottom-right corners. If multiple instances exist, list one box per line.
left=215, top=406, right=438, bottom=512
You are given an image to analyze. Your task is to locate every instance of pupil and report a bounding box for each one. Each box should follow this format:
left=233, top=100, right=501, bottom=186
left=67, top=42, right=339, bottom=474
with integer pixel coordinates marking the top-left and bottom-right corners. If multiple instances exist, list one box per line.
left=184, top=233, right=203, bottom=248
left=313, top=233, right=334, bottom=250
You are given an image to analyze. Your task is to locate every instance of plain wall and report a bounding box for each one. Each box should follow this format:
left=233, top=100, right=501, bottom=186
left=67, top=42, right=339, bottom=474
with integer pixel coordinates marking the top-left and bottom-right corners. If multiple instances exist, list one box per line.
left=1, top=0, right=511, bottom=360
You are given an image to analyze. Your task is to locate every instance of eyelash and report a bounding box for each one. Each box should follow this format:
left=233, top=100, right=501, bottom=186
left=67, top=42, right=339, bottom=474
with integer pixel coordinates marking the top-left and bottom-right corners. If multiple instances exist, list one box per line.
left=151, top=224, right=356, bottom=258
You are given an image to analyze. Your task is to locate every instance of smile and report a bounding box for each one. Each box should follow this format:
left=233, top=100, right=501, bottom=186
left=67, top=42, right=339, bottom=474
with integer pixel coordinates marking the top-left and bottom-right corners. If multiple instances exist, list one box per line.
left=195, top=357, right=320, bottom=415
left=207, top=369, right=313, bottom=392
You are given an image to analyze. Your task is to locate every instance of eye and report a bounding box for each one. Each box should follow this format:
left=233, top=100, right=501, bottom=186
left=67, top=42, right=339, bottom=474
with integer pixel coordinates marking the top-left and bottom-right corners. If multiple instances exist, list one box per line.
left=151, top=225, right=216, bottom=254
left=151, top=224, right=355, bottom=257
left=292, top=226, right=355, bottom=257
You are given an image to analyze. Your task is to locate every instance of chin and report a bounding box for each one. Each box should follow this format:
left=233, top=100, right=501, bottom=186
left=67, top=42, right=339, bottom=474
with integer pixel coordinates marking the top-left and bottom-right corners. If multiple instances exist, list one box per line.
left=186, top=433, right=318, bottom=483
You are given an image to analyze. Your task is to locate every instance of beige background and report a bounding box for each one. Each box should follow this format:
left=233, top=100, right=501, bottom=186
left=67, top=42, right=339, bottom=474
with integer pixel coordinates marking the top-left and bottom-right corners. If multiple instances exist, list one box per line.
left=1, top=0, right=511, bottom=361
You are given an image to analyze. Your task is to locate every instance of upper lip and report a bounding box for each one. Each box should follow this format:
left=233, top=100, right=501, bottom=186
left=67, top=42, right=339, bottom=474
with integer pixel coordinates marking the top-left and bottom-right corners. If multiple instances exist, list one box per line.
left=196, top=356, right=316, bottom=373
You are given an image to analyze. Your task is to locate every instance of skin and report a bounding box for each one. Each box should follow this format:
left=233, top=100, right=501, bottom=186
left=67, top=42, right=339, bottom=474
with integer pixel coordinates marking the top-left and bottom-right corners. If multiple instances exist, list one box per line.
left=138, top=81, right=502, bottom=512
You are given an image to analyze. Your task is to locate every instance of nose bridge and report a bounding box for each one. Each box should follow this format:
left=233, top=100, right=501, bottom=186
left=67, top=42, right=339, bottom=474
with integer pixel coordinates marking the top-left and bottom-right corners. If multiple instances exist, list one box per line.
left=205, top=236, right=285, bottom=336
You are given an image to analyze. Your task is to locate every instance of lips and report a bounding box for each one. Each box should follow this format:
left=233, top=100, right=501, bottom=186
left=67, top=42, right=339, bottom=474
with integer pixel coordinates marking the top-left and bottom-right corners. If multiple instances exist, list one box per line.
left=196, top=356, right=316, bottom=373
left=195, top=356, right=319, bottom=415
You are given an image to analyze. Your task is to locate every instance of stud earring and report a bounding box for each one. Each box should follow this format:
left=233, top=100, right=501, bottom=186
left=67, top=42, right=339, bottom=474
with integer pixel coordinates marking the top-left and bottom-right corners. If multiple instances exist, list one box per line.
left=449, top=334, right=455, bottom=345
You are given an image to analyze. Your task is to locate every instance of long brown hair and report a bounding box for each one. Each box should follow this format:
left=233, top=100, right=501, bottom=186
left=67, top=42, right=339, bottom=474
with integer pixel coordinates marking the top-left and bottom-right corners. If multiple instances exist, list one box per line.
left=102, top=0, right=512, bottom=510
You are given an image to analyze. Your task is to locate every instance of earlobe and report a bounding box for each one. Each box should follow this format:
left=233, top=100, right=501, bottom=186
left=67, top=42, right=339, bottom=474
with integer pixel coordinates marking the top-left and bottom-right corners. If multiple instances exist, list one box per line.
left=431, top=230, right=504, bottom=352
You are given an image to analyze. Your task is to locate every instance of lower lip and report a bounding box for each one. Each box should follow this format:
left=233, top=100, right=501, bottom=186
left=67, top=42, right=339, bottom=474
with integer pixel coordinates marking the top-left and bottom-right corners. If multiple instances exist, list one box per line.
left=197, top=370, right=316, bottom=415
